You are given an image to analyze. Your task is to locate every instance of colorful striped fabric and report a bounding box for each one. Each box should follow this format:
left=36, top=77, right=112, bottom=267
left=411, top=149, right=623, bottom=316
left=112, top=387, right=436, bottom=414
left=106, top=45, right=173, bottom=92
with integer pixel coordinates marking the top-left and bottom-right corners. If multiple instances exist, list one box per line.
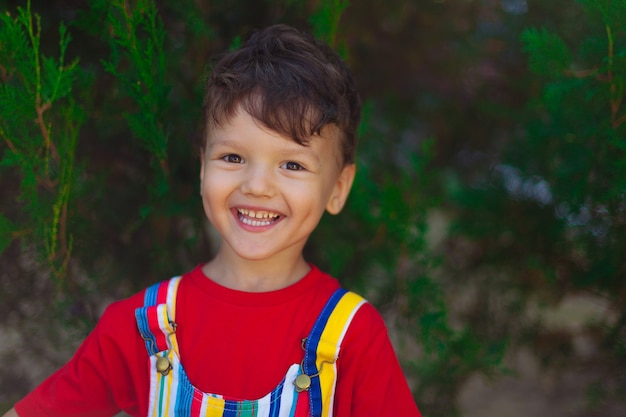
left=136, top=276, right=182, bottom=355
left=135, top=278, right=366, bottom=417
left=303, top=289, right=367, bottom=417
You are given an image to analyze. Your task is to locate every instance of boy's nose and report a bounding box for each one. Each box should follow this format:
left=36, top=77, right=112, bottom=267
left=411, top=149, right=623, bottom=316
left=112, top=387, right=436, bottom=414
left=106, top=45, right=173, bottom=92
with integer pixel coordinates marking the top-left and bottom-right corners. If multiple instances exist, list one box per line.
left=240, top=164, right=276, bottom=198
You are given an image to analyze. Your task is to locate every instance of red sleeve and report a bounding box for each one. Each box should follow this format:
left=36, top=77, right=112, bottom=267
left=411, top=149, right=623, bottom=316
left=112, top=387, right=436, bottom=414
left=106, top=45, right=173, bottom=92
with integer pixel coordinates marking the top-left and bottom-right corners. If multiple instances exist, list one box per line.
left=334, top=302, right=421, bottom=417
left=15, top=294, right=148, bottom=417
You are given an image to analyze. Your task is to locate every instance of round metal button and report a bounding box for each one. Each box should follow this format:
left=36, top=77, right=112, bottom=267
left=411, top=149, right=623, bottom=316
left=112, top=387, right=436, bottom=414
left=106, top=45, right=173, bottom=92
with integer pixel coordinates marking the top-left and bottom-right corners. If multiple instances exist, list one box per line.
left=156, top=356, right=171, bottom=375
left=294, top=374, right=311, bottom=392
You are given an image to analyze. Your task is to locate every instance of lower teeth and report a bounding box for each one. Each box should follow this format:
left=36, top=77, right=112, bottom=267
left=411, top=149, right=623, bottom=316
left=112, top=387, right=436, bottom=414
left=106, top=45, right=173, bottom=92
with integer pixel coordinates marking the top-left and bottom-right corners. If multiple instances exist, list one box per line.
left=240, top=216, right=272, bottom=227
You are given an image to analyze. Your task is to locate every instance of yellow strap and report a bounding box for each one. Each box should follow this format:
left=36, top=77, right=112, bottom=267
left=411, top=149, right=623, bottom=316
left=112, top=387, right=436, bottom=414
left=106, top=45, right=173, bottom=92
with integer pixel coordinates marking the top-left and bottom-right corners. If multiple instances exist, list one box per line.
left=316, top=291, right=366, bottom=417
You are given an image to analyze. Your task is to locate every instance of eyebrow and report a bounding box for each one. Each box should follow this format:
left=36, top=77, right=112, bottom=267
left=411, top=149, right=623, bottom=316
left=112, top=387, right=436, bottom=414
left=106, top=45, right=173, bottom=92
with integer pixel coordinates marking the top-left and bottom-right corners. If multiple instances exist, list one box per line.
left=278, top=144, right=319, bottom=158
left=285, top=151, right=325, bottom=171
left=206, top=138, right=244, bottom=151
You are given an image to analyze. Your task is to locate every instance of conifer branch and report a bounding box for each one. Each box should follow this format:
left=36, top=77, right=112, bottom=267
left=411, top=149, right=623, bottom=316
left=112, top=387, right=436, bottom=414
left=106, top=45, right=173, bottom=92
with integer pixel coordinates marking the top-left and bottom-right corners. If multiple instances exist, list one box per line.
left=2, top=134, right=20, bottom=157
left=563, top=68, right=598, bottom=78
left=612, top=114, right=626, bottom=128
left=0, top=64, right=9, bottom=82
left=35, top=100, right=60, bottom=161
left=122, top=0, right=136, bottom=51
left=605, top=23, right=623, bottom=128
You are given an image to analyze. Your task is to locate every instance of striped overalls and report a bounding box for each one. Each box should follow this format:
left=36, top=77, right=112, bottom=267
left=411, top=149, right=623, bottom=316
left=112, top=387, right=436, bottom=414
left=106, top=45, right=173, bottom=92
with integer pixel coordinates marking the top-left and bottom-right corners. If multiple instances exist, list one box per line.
left=135, top=276, right=366, bottom=417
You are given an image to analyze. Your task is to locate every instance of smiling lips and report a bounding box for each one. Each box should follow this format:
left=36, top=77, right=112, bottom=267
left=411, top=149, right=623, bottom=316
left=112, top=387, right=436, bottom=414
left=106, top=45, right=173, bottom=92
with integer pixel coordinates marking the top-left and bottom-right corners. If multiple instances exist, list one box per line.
left=236, top=208, right=281, bottom=227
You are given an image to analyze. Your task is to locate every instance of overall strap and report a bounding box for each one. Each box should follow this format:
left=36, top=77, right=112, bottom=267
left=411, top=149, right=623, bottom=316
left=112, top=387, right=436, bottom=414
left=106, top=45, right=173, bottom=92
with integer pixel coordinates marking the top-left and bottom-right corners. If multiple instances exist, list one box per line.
left=303, top=288, right=367, bottom=417
left=135, top=276, right=182, bottom=355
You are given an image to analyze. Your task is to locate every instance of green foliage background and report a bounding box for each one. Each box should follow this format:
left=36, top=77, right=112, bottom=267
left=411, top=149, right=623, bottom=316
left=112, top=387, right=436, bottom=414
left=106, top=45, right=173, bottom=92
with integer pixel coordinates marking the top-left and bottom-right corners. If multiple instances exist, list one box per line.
left=1, top=0, right=625, bottom=416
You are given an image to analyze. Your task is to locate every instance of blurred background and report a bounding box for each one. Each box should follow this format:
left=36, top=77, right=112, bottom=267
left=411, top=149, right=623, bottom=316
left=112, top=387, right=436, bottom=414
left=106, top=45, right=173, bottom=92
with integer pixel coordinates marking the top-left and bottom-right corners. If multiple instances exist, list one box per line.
left=1, top=0, right=625, bottom=415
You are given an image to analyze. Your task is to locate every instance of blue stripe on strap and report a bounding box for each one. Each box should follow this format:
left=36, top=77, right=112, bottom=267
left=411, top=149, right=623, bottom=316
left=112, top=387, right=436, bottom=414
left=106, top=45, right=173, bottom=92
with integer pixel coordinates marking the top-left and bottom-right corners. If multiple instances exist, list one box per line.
left=269, top=378, right=282, bottom=417
left=135, top=307, right=159, bottom=355
left=303, top=288, right=347, bottom=417
left=143, top=281, right=161, bottom=306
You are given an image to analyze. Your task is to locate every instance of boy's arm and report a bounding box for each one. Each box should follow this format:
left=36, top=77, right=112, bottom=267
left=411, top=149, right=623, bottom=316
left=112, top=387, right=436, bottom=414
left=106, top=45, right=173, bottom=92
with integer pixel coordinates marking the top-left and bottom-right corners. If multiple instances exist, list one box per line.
left=337, top=302, right=421, bottom=416
left=2, top=408, right=19, bottom=417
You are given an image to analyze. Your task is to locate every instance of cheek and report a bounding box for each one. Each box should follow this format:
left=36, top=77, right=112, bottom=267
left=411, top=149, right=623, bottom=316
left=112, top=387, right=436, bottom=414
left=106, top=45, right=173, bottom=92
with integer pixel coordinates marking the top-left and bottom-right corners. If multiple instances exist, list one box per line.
left=200, top=169, right=228, bottom=211
left=199, top=167, right=211, bottom=200
left=199, top=183, right=216, bottom=221
left=288, top=182, right=329, bottom=214
left=201, top=164, right=229, bottom=191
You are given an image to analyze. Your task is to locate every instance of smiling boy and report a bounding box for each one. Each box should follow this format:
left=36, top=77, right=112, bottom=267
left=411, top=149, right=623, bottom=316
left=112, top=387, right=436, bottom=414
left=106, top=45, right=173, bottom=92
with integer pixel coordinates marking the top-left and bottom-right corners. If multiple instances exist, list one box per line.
left=5, top=24, right=420, bottom=417
left=200, top=109, right=354, bottom=292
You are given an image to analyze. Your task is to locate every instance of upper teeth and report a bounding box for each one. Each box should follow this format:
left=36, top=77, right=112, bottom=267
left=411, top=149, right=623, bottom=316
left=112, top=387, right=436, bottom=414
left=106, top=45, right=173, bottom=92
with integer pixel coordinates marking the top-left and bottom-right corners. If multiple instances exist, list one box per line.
left=238, top=208, right=279, bottom=219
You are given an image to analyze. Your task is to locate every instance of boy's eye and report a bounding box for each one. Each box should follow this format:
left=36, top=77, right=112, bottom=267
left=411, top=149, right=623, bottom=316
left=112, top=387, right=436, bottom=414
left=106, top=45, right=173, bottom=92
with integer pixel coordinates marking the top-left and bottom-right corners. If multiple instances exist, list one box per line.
left=222, top=154, right=243, bottom=164
left=282, top=161, right=304, bottom=171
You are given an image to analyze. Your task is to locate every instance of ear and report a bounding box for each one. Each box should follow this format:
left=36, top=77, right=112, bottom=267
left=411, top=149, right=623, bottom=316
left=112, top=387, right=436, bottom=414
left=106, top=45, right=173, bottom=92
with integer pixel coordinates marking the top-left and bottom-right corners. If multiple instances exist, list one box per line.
left=326, top=163, right=356, bottom=215
left=199, top=149, right=206, bottom=192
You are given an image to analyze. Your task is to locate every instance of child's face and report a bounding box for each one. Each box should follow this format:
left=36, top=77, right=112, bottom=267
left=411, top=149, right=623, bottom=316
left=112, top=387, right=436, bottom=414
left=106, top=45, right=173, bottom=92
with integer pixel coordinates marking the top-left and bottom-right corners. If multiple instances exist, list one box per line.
left=200, top=108, right=355, bottom=263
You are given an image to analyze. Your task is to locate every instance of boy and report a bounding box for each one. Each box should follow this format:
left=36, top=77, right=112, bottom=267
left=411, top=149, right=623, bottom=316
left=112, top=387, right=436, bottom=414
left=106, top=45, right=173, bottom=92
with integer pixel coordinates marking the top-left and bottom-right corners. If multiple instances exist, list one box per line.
left=4, top=24, right=420, bottom=416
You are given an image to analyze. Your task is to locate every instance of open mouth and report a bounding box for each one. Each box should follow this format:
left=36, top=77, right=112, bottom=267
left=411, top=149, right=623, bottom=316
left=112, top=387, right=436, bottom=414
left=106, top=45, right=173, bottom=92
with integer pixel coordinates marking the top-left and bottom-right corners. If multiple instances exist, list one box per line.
left=237, top=208, right=281, bottom=227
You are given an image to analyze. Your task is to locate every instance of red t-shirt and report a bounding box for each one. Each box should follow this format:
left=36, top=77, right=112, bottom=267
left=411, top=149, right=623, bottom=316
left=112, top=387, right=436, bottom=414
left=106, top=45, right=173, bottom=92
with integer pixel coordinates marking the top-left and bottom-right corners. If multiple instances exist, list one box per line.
left=15, top=264, right=420, bottom=416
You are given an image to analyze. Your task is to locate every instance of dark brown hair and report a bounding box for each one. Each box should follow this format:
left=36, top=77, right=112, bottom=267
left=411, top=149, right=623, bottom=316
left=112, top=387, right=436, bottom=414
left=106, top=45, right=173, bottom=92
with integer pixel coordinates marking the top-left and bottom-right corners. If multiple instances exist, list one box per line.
left=202, top=24, right=361, bottom=165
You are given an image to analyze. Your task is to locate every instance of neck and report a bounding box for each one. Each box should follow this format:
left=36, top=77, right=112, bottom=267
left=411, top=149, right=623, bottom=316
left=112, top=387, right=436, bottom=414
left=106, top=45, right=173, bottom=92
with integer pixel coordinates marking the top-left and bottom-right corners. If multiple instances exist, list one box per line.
left=202, top=249, right=310, bottom=292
